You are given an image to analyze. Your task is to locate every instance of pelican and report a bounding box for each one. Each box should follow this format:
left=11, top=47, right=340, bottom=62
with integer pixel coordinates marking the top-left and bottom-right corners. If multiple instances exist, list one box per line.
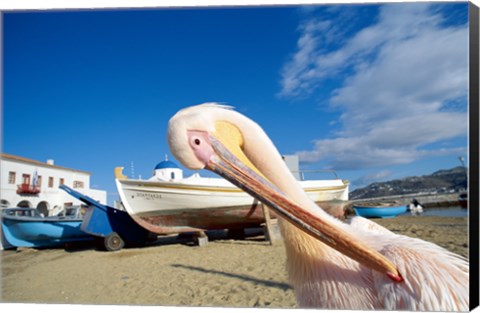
left=167, top=103, right=469, bottom=311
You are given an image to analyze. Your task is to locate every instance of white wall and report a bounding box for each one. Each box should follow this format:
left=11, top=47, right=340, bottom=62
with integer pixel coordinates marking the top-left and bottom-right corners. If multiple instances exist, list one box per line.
left=1, top=156, right=106, bottom=215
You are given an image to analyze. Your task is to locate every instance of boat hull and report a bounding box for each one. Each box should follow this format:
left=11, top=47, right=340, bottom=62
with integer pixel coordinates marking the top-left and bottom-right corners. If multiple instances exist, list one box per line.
left=1, top=215, right=93, bottom=248
left=116, top=178, right=349, bottom=234
left=353, top=205, right=407, bottom=218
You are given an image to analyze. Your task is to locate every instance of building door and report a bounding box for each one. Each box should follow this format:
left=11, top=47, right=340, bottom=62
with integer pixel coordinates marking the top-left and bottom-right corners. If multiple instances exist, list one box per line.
left=37, top=201, right=50, bottom=217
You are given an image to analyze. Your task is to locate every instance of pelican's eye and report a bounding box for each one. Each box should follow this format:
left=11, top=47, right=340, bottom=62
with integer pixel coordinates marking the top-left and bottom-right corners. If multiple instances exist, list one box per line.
left=190, top=136, right=202, bottom=147
left=187, top=130, right=214, bottom=166
left=187, top=130, right=210, bottom=149
left=189, top=133, right=208, bottom=150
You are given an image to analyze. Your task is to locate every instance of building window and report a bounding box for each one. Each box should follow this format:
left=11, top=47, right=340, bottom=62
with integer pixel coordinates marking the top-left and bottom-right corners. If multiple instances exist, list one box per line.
left=73, top=181, right=84, bottom=188
left=59, top=178, right=65, bottom=186
left=48, top=177, right=54, bottom=188
left=22, top=174, right=31, bottom=185
left=37, top=176, right=42, bottom=187
left=8, top=172, right=16, bottom=184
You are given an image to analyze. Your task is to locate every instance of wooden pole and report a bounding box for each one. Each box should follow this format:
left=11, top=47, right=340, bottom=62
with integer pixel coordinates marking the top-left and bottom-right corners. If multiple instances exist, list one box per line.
left=262, top=203, right=276, bottom=245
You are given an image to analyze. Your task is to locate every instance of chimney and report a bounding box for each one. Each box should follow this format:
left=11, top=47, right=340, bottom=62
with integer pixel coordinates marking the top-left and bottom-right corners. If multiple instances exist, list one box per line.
left=46, top=159, right=54, bottom=165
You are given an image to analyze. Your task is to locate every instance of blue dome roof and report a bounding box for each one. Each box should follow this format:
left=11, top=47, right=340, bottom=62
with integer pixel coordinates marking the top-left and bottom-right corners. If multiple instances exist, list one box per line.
left=154, top=160, right=180, bottom=170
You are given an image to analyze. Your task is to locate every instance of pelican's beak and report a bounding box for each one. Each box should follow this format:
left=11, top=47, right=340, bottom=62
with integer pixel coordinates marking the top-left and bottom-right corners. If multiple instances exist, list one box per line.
left=205, top=121, right=403, bottom=283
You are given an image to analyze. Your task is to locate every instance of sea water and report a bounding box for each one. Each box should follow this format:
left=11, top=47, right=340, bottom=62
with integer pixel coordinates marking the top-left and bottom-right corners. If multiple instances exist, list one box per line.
left=402, top=206, right=468, bottom=217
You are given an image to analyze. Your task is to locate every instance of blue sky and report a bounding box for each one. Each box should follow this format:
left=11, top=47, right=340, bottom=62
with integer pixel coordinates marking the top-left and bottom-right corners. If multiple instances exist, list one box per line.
left=2, top=2, right=469, bottom=205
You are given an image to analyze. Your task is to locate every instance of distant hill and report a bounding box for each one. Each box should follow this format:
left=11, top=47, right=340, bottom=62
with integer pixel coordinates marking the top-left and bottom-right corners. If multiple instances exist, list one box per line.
left=350, top=167, right=468, bottom=200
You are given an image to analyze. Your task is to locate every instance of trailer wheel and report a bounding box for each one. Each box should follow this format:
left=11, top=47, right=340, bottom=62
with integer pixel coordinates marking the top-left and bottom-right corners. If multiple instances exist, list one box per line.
left=104, top=232, right=125, bottom=251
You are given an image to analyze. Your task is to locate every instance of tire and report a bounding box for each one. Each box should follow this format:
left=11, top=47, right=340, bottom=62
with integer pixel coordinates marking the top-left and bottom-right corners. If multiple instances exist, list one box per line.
left=104, top=232, right=125, bottom=251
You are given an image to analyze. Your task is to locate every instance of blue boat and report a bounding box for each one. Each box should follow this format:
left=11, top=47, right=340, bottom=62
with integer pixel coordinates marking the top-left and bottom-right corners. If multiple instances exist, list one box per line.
left=1, top=207, right=94, bottom=249
left=353, top=204, right=407, bottom=218
left=59, top=185, right=152, bottom=251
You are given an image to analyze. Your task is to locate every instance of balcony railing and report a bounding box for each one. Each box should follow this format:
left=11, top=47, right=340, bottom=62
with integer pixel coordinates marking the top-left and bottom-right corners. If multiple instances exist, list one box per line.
left=16, top=183, right=40, bottom=195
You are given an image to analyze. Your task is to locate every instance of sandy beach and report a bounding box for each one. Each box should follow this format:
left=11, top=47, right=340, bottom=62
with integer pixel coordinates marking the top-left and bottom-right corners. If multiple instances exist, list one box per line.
left=1, top=215, right=468, bottom=308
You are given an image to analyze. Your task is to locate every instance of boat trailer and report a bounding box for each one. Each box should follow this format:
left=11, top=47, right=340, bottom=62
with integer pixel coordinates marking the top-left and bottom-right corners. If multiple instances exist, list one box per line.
left=60, top=185, right=152, bottom=251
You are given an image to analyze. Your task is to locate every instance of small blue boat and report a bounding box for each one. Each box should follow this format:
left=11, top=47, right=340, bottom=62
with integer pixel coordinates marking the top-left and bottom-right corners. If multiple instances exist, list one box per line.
left=59, top=185, right=152, bottom=251
left=353, top=204, right=407, bottom=218
left=1, top=207, right=94, bottom=249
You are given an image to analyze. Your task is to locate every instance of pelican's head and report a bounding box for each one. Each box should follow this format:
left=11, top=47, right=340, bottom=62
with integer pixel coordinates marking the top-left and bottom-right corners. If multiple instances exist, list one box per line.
left=168, top=103, right=403, bottom=283
left=167, top=103, right=224, bottom=170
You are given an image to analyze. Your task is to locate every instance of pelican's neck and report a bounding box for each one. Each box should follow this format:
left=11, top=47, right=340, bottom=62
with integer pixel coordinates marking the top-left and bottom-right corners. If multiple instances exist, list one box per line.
left=277, top=216, right=354, bottom=293
left=223, top=108, right=348, bottom=258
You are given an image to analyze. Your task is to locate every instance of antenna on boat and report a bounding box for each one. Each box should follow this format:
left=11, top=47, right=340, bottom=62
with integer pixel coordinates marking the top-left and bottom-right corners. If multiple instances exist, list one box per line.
left=130, top=161, right=135, bottom=179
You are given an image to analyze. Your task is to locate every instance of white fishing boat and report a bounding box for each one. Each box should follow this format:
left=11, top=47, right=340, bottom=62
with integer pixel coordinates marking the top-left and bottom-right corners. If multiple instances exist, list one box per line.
left=115, top=158, right=349, bottom=235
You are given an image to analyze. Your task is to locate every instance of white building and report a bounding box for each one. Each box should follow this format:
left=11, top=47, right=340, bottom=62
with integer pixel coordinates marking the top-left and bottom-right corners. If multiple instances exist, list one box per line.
left=1, top=153, right=107, bottom=216
left=149, top=158, right=184, bottom=182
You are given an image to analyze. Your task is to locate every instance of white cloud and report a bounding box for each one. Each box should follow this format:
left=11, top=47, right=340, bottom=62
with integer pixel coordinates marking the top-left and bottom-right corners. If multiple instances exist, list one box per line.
left=280, top=3, right=468, bottom=170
